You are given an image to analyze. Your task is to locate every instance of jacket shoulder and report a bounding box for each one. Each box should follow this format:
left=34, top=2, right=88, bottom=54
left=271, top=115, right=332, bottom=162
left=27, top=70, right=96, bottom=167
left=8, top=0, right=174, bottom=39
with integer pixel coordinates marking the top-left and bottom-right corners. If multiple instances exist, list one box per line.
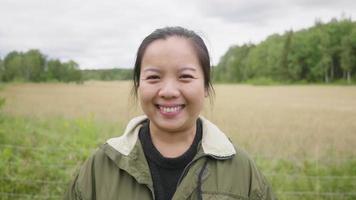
left=63, top=146, right=121, bottom=200
left=64, top=142, right=153, bottom=200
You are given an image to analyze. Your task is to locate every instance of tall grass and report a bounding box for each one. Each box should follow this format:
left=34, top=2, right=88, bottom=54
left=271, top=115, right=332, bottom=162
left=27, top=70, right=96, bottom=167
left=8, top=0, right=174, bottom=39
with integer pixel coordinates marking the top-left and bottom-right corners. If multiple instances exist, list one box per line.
left=0, top=115, right=124, bottom=199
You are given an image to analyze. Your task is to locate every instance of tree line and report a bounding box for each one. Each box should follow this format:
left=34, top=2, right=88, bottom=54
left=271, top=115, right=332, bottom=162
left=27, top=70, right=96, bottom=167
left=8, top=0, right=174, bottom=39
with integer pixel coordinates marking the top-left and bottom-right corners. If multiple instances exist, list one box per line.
left=214, top=17, right=356, bottom=84
left=0, top=49, right=82, bottom=83
left=81, top=68, right=132, bottom=81
left=0, top=49, right=134, bottom=83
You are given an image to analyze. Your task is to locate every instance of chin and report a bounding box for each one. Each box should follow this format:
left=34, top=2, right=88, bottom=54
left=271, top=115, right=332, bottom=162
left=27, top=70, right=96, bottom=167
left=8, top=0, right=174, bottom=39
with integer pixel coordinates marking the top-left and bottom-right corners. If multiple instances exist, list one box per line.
left=153, top=117, right=187, bottom=132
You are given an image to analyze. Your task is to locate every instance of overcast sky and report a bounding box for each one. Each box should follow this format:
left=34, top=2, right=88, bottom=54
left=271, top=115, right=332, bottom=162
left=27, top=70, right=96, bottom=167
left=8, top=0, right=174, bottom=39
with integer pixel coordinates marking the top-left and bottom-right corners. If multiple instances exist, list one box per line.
left=1, top=0, right=355, bottom=69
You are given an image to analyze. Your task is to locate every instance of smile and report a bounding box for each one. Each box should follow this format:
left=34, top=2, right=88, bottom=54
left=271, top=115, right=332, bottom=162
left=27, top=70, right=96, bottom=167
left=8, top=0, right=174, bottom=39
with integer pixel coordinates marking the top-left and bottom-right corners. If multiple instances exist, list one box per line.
left=156, top=104, right=185, bottom=114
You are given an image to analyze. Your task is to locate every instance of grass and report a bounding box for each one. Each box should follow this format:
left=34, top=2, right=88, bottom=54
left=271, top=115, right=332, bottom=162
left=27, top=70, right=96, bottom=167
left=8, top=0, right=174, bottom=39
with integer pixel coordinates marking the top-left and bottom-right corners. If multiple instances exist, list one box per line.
left=0, top=81, right=355, bottom=199
left=214, top=78, right=356, bottom=86
left=244, top=77, right=281, bottom=85
left=0, top=115, right=124, bottom=199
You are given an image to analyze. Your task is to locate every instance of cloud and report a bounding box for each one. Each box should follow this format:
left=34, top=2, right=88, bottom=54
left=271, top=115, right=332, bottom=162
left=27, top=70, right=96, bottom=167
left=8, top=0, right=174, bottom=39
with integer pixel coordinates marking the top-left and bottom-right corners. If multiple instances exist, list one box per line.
left=197, top=0, right=291, bottom=25
left=196, top=0, right=355, bottom=25
left=292, top=0, right=354, bottom=9
left=1, top=0, right=356, bottom=69
left=0, top=0, right=191, bottom=68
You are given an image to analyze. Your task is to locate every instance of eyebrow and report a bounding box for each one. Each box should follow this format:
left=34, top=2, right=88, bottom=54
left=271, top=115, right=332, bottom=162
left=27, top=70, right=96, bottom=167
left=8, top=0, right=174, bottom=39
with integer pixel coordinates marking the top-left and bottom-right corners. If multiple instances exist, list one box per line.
left=142, top=68, right=161, bottom=73
left=142, top=66, right=197, bottom=73
left=179, top=67, right=197, bottom=72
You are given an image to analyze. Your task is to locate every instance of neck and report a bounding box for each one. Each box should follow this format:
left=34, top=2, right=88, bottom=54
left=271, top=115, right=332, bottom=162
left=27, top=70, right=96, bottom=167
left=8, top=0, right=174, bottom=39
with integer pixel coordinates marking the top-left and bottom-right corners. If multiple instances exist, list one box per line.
left=149, top=121, right=197, bottom=158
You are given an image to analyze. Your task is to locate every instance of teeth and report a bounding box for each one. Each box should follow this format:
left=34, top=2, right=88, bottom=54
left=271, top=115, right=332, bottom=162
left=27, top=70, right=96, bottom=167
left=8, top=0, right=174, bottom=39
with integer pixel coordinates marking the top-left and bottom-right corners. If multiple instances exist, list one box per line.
left=160, top=106, right=182, bottom=113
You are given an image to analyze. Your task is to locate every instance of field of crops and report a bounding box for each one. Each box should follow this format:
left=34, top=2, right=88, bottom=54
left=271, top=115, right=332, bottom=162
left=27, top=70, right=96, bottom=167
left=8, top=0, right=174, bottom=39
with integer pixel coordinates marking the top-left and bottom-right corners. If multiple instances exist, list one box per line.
left=0, top=81, right=356, bottom=199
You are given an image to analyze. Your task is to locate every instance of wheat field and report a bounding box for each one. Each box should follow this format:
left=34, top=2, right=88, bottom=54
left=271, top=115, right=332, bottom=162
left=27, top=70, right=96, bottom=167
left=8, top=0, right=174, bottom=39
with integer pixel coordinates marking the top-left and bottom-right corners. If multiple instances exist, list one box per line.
left=1, top=81, right=355, bottom=159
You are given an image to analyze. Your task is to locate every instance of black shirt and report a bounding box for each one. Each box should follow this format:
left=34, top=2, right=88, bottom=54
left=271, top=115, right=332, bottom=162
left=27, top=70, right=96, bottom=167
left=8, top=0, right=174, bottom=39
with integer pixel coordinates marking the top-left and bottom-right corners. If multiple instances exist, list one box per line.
left=138, top=119, right=202, bottom=200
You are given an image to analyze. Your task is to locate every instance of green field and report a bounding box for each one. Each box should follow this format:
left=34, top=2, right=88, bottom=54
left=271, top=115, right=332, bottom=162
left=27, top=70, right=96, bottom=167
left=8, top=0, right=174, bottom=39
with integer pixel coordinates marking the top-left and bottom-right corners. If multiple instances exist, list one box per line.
left=0, top=81, right=356, bottom=199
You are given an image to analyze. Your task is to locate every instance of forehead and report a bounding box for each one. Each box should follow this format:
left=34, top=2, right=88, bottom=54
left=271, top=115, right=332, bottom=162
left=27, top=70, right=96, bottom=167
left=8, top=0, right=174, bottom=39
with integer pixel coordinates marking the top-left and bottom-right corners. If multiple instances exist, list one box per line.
left=141, top=36, right=201, bottom=71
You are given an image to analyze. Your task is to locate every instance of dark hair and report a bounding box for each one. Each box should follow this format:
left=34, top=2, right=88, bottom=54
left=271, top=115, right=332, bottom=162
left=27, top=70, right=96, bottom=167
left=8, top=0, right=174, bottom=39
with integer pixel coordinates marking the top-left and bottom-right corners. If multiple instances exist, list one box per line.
left=131, top=26, right=214, bottom=99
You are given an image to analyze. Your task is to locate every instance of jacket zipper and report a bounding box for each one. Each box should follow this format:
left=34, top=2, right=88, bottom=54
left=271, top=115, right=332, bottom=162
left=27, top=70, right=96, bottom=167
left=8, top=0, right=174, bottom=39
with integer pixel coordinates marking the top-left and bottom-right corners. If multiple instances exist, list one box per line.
left=177, top=154, right=234, bottom=186
left=176, top=155, right=206, bottom=186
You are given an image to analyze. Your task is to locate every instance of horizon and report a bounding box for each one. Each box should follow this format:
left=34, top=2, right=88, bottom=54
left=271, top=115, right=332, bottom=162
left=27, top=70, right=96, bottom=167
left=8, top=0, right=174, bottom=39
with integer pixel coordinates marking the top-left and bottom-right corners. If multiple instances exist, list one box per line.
left=1, top=0, right=355, bottom=69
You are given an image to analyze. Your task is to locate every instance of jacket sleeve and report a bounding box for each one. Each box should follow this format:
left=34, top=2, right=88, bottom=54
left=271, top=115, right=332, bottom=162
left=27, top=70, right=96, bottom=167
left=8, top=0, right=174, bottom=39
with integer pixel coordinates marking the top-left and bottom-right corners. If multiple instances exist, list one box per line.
left=252, top=173, right=277, bottom=200
left=63, top=172, right=84, bottom=200
left=264, top=183, right=277, bottom=200
left=63, top=153, right=97, bottom=200
left=247, top=157, right=277, bottom=200
left=233, top=147, right=277, bottom=200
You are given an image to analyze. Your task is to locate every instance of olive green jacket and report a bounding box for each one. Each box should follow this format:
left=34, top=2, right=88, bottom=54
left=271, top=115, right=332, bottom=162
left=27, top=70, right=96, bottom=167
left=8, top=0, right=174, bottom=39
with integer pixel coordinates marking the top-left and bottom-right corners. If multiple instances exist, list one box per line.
left=64, top=116, right=276, bottom=200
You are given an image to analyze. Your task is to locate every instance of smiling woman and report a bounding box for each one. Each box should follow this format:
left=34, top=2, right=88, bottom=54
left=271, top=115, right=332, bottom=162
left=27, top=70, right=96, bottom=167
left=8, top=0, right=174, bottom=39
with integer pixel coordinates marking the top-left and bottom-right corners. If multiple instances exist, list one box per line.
left=138, top=36, right=207, bottom=158
left=64, top=27, right=276, bottom=200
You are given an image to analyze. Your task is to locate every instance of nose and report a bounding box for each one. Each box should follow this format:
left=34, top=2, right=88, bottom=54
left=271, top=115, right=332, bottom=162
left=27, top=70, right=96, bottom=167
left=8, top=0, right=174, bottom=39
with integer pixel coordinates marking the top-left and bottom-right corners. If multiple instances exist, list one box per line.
left=158, top=79, right=180, bottom=99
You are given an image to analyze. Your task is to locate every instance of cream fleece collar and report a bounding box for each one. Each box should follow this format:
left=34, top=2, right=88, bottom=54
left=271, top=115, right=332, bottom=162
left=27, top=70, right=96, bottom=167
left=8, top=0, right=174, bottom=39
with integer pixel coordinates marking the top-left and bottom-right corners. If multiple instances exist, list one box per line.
left=107, top=115, right=236, bottom=158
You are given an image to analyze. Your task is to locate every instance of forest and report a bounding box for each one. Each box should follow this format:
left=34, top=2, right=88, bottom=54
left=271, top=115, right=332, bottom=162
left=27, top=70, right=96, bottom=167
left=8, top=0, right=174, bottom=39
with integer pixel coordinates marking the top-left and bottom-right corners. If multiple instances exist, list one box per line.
left=81, top=68, right=132, bottom=81
left=0, top=50, right=82, bottom=83
left=214, top=17, right=356, bottom=84
left=0, top=50, right=134, bottom=83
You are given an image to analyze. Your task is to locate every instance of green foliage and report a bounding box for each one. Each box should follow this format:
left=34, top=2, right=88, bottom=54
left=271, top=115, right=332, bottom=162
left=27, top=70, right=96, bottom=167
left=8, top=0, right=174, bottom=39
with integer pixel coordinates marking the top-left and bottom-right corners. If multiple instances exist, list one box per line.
left=47, top=59, right=83, bottom=83
left=0, top=115, right=124, bottom=199
left=0, top=84, right=5, bottom=122
left=0, top=58, right=3, bottom=80
left=1, top=50, right=130, bottom=83
left=22, top=49, right=46, bottom=82
left=0, top=97, right=5, bottom=110
left=0, top=49, right=83, bottom=83
left=2, top=51, right=24, bottom=82
left=0, top=96, right=5, bottom=122
left=256, top=158, right=356, bottom=200
left=81, top=68, right=132, bottom=81
left=214, top=17, right=356, bottom=85
left=214, top=44, right=255, bottom=82
left=278, top=31, right=293, bottom=81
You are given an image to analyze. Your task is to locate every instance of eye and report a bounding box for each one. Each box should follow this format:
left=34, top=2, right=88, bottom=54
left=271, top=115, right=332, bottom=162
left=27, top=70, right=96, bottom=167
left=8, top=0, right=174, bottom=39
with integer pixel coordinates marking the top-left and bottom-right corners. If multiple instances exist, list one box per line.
left=146, top=75, right=160, bottom=80
left=179, top=74, right=194, bottom=79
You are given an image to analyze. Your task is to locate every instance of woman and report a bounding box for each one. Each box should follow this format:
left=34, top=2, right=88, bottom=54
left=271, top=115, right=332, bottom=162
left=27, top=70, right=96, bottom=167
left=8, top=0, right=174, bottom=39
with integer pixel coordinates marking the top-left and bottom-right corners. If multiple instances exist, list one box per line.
left=65, top=27, right=276, bottom=200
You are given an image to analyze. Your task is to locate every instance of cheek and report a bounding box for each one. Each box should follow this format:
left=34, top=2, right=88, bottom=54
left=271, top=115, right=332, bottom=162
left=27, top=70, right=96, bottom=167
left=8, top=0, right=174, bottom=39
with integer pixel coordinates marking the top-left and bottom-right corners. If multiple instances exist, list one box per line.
left=138, top=84, right=155, bottom=106
left=183, top=85, right=206, bottom=106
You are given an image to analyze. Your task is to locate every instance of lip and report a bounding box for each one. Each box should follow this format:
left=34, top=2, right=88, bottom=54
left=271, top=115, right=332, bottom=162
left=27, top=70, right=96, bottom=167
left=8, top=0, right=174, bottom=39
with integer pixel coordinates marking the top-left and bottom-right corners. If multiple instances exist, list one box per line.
left=155, top=104, right=185, bottom=117
left=155, top=103, right=185, bottom=107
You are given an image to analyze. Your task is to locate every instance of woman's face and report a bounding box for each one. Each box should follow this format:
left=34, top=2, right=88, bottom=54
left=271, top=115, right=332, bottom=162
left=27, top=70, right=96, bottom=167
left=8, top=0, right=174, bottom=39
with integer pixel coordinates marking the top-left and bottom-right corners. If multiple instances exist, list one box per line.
left=138, top=36, right=207, bottom=134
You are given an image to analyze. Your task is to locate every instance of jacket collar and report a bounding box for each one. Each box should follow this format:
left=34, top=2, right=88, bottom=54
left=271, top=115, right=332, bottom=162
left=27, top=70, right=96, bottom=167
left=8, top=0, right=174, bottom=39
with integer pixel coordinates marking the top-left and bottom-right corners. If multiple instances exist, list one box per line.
left=106, top=115, right=236, bottom=158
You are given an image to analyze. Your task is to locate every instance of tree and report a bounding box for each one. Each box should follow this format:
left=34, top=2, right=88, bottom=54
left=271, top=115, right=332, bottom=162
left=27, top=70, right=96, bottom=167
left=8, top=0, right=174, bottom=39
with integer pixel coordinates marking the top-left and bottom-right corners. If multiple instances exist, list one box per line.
left=316, top=25, right=332, bottom=83
left=288, top=31, right=312, bottom=81
left=0, top=57, right=3, bottom=81
left=3, top=51, right=23, bottom=81
left=340, top=28, right=356, bottom=83
left=279, top=31, right=293, bottom=81
left=23, top=49, right=46, bottom=82
left=214, top=16, right=356, bottom=84
left=46, top=59, right=63, bottom=81
left=325, top=17, right=354, bottom=81
left=62, top=60, right=82, bottom=83
left=1, top=49, right=82, bottom=83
